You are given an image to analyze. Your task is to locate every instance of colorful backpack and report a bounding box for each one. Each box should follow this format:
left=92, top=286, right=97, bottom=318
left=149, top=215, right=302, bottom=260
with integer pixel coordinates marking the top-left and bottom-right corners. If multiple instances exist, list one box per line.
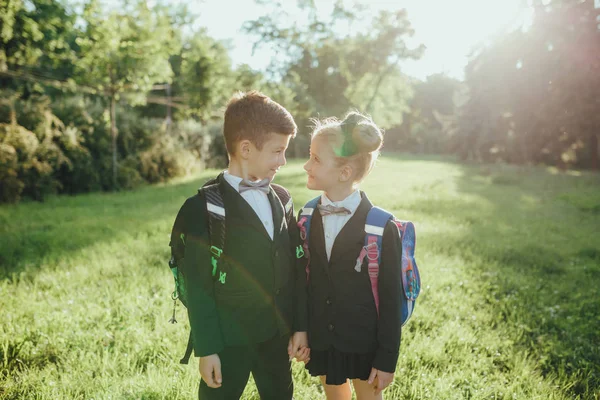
left=297, top=196, right=421, bottom=325
left=168, top=176, right=293, bottom=364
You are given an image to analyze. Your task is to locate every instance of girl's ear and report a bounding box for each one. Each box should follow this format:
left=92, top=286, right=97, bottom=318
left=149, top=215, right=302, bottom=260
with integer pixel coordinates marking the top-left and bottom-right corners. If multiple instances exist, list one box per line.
left=339, top=164, right=353, bottom=182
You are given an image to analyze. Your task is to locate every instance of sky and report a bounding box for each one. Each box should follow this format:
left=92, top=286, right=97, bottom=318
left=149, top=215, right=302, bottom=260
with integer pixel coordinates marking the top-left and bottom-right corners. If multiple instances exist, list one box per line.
left=182, top=0, right=532, bottom=81
left=126, top=0, right=533, bottom=81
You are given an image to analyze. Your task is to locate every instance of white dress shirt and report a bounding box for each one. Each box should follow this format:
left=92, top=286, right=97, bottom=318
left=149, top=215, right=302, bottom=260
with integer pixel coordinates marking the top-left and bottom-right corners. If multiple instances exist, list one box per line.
left=223, top=171, right=274, bottom=239
left=320, top=190, right=362, bottom=260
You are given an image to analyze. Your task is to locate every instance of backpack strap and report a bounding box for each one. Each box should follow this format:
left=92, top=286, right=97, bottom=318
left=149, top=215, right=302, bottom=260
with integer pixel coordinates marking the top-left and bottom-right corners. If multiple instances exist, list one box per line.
left=201, top=183, right=227, bottom=284
left=355, top=207, right=393, bottom=316
left=179, top=181, right=226, bottom=365
left=271, top=183, right=294, bottom=228
left=180, top=332, right=194, bottom=365
left=297, top=196, right=321, bottom=282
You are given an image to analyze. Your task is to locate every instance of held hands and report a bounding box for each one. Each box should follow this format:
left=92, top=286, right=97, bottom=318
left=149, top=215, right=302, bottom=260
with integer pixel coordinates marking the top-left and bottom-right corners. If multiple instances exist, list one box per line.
left=199, top=354, right=222, bottom=388
left=368, top=368, right=394, bottom=396
left=287, top=331, right=310, bottom=363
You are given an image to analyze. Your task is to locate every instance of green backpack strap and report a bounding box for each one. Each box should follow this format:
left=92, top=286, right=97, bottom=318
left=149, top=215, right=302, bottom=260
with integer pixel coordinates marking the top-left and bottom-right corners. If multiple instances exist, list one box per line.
left=179, top=180, right=227, bottom=365
left=202, top=183, right=227, bottom=284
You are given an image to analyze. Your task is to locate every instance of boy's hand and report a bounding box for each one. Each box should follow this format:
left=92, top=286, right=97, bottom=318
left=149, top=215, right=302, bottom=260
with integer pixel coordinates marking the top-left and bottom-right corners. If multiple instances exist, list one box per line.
left=368, top=368, right=394, bottom=395
left=199, top=354, right=222, bottom=388
left=287, top=331, right=310, bottom=363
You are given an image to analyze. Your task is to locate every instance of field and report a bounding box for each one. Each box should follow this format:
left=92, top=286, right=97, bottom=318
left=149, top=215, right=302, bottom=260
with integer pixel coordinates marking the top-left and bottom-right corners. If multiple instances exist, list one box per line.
left=1, top=155, right=599, bottom=399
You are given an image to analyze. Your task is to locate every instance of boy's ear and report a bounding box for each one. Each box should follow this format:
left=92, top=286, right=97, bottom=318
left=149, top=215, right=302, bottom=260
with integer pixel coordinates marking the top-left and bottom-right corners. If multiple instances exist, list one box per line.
left=239, top=140, right=251, bottom=159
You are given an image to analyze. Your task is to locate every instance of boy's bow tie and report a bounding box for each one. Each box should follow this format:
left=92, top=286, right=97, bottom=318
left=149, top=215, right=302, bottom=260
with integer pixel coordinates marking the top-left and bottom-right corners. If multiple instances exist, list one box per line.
left=317, top=204, right=352, bottom=216
left=239, top=178, right=270, bottom=194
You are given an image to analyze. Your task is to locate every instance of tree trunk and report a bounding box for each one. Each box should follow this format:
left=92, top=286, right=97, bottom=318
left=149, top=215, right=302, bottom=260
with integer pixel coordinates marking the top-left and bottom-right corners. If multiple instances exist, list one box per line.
left=404, top=113, right=411, bottom=152
left=591, top=131, right=598, bottom=171
left=166, top=83, right=172, bottom=133
left=111, top=94, right=118, bottom=190
left=365, top=59, right=400, bottom=114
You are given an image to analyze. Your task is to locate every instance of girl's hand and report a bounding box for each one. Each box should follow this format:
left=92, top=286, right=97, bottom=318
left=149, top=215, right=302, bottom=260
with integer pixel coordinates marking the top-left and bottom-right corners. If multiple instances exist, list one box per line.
left=368, top=368, right=394, bottom=395
left=295, top=346, right=311, bottom=364
left=287, top=332, right=310, bottom=363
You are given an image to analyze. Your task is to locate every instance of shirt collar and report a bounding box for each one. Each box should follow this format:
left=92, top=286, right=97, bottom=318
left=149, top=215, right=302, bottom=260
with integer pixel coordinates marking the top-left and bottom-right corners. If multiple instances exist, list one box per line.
left=321, top=190, right=361, bottom=214
left=223, top=171, right=243, bottom=193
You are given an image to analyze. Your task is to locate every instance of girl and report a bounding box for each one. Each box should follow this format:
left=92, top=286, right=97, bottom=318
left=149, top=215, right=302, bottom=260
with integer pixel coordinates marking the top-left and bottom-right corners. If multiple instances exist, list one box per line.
left=301, top=112, right=403, bottom=400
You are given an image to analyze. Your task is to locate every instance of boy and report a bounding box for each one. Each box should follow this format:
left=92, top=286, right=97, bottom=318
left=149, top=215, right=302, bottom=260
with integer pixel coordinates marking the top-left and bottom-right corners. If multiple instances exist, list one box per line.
left=170, top=91, right=308, bottom=400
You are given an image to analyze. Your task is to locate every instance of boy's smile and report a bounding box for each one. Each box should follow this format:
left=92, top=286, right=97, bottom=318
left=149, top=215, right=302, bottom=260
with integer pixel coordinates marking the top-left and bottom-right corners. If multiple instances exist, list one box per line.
left=247, top=133, right=291, bottom=181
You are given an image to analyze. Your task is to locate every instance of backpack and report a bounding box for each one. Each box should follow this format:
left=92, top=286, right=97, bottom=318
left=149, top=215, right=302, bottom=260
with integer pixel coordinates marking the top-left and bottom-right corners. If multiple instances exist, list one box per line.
left=297, top=196, right=421, bottom=326
left=168, top=176, right=294, bottom=364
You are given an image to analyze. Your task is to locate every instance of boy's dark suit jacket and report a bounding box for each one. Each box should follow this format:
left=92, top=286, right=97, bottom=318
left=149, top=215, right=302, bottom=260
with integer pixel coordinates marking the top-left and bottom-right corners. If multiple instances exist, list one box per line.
left=304, top=192, right=403, bottom=373
left=171, top=173, right=307, bottom=357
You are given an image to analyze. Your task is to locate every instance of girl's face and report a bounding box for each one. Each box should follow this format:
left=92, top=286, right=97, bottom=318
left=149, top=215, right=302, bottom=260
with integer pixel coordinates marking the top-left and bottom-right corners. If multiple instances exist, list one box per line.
left=304, top=135, right=348, bottom=191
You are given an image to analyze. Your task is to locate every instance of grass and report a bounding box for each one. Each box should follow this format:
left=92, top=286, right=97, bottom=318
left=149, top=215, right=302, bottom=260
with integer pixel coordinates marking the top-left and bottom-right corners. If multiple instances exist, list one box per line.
left=1, top=154, right=599, bottom=399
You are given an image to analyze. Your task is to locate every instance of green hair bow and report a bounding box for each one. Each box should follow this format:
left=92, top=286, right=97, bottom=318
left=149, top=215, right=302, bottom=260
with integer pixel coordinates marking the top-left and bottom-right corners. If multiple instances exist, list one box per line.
left=334, top=120, right=359, bottom=157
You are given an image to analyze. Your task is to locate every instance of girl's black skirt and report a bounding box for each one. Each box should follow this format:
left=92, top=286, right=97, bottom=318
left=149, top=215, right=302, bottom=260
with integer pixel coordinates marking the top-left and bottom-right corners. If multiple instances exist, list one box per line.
left=306, top=347, right=375, bottom=385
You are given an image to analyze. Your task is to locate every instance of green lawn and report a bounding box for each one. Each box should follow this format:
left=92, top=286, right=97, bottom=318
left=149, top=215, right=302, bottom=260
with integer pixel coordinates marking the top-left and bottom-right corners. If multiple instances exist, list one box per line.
left=1, top=155, right=599, bottom=399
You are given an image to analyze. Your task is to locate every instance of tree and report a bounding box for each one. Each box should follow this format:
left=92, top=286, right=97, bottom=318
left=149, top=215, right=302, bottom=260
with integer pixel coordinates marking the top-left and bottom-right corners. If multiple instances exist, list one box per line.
left=394, top=74, right=461, bottom=153
left=0, top=0, right=79, bottom=96
left=173, top=32, right=236, bottom=121
left=243, top=1, right=423, bottom=133
left=445, top=0, right=600, bottom=169
left=75, top=0, right=178, bottom=188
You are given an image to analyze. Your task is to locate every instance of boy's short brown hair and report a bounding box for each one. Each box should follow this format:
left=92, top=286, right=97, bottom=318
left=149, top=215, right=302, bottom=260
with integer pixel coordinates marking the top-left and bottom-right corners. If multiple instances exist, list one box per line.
left=223, top=90, right=297, bottom=155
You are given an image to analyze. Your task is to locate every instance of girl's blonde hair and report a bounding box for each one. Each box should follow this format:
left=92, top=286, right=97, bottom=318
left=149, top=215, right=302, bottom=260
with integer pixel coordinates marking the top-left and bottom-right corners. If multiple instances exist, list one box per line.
left=312, top=111, right=383, bottom=183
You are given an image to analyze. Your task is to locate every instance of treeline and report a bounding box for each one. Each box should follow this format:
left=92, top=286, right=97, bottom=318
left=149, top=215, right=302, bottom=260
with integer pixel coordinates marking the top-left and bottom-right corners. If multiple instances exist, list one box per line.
left=241, top=0, right=599, bottom=170
left=433, top=0, right=600, bottom=169
left=1, top=0, right=597, bottom=204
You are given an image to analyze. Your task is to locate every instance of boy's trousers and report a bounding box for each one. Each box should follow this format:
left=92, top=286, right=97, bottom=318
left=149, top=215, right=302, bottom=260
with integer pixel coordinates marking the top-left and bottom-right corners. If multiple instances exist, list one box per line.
left=198, top=333, right=293, bottom=400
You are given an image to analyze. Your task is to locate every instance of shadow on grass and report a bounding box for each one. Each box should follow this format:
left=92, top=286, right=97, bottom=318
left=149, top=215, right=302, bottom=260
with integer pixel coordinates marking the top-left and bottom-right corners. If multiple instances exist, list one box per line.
left=427, top=161, right=600, bottom=398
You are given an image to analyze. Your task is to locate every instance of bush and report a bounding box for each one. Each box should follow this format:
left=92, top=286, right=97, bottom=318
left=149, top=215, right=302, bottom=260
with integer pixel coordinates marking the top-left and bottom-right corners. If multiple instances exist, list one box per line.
left=117, top=163, right=145, bottom=190
left=205, top=121, right=228, bottom=169
left=138, top=127, right=200, bottom=184
left=172, top=119, right=214, bottom=167
left=0, top=122, right=62, bottom=202
left=55, top=126, right=102, bottom=194
left=0, top=93, right=230, bottom=203
left=0, top=143, right=24, bottom=203
left=51, top=95, right=113, bottom=191
left=136, top=119, right=225, bottom=183
left=118, top=111, right=162, bottom=155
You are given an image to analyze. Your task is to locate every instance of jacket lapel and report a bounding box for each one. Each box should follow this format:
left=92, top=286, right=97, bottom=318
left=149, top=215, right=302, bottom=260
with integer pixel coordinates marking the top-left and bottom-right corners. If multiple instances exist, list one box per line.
left=328, top=192, right=373, bottom=265
left=218, top=174, right=272, bottom=241
left=309, top=208, right=330, bottom=275
left=267, top=187, right=284, bottom=245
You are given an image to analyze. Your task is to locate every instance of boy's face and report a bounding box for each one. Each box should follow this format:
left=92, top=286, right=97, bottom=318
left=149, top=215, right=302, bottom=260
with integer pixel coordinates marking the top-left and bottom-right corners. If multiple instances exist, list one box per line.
left=304, top=135, right=345, bottom=191
left=246, top=133, right=291, bottom=181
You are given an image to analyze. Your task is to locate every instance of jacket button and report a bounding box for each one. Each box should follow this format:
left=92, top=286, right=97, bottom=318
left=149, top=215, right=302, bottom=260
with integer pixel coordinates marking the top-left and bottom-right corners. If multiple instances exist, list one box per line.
left=328, top=324, right=335, bottom=332
left=326, top=298, right=332, bottom=305
left=274, top=250, right=279, bottom=258
left=275, top=289, right=281, bottom=295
